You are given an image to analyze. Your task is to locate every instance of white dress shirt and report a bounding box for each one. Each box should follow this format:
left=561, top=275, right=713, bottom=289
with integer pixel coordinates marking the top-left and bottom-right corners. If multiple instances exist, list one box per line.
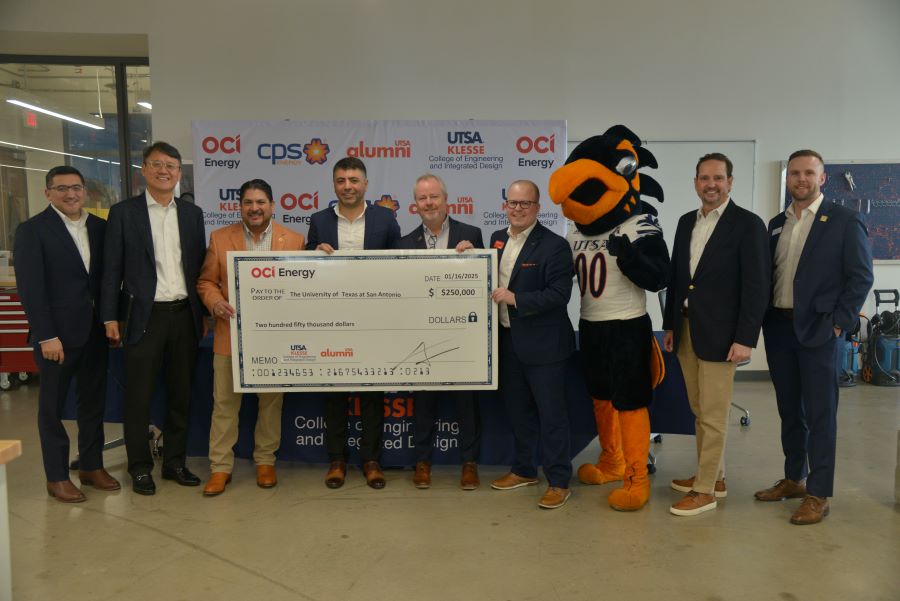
left=49, top=204, right=90, bottom=273
left=685, top=198, right=729, bottom=307
left=334, top=204, right=366, bottom=250
left=498, top=221, right=537, bottom=327
left=146, top=191, right=188, bottom=301
left=773, top=194, right=824, bottom=309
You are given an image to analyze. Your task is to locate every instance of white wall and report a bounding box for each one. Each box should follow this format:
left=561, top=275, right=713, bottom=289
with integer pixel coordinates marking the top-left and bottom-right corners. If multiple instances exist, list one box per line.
left=3, top=0, right=899, bottom=367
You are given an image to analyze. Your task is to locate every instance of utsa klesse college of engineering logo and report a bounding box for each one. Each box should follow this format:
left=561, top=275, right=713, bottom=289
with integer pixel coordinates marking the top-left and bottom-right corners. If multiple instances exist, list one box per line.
left=429, top=130, right=504, bottom=172
left=202, top=135, right=241, bottom=169
left=346, top=139, right=411, bottom=159
left=256, top=138, right=331, bottom=166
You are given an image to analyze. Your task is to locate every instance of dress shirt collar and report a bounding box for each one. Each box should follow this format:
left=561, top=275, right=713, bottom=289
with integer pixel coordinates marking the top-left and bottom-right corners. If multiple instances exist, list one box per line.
left=146, top=189, right=176, bottom=208
left=333, top=202, right=367, bottom=223
left=696, top=197, right=730, bottom=221
left=243, top=219, right=273, bottom=241
left=506, top=220, right=537, bottom=241
left=785, top=193, right=823, bottom=220
left=49, top=203, right=88, bottom=227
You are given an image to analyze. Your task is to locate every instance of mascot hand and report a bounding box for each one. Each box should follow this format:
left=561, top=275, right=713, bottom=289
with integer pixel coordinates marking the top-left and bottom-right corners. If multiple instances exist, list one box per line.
left=606, top=233, right=634, bottom=260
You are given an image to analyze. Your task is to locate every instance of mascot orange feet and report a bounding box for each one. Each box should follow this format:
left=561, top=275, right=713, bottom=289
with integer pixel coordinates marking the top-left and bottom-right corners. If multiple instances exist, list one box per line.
left=607, top=407, right=651, bottom=511
left=577, top=399, right=625, bottom=484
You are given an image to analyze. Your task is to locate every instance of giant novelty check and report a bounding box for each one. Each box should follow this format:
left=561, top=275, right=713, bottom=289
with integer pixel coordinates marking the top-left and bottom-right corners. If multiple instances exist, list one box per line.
left=228, top=250, right=498, bottom=392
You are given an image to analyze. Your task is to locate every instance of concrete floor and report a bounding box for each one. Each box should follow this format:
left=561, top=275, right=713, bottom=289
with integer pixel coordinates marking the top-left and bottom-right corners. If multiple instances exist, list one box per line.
left=1, top=379, right=898, bottom=601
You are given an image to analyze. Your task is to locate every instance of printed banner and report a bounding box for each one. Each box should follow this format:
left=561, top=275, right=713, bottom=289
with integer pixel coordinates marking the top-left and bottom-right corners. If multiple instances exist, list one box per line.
left=192, top=120, right=567, bottom=241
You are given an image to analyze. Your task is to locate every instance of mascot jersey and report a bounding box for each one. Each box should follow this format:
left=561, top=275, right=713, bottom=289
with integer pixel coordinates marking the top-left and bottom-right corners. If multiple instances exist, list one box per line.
left=567, top=211, right=663, bottom=322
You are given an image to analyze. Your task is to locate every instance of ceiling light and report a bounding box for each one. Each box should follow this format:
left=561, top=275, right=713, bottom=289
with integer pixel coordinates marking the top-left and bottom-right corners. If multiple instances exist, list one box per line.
left=136, top=101, right=152, bottom=110
left=6, top=99, right=104, bottom=130
left=0, top=139, right=94, bottom=160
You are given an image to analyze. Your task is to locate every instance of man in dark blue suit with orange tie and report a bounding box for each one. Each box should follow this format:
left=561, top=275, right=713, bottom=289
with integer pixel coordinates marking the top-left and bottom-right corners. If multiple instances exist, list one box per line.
left=756, top=149, right=873, bottom=524
left=15, top=166, right=118, bottom=502
left=488, top=180, right=576, bottom=510
left=307, top=156, right=401, bottom=490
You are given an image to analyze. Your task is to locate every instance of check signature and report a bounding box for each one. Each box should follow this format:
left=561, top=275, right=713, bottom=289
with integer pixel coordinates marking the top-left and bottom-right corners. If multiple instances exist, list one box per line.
left=393, top=339, right=460, bottom=368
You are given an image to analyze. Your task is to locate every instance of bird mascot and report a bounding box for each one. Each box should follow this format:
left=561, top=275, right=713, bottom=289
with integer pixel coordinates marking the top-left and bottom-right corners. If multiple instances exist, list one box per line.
left=548, top=125, right=669, bottom=511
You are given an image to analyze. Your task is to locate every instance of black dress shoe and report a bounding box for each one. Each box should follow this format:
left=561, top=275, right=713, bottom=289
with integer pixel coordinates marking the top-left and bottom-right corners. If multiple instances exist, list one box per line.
left=132, top=474, right=156, bottom=496
left=162, top=466, right=201, bottom=486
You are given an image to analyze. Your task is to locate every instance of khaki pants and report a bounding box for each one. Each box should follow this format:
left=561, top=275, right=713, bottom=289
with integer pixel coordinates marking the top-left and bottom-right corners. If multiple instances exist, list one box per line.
left=210, top=354, right=284, bottom=473
left=676, top=319, right=737, bottom=494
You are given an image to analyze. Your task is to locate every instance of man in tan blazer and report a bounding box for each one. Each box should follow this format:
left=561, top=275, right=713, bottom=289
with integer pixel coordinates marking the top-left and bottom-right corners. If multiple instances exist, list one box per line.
left=197, top=179, right=305, bottom=495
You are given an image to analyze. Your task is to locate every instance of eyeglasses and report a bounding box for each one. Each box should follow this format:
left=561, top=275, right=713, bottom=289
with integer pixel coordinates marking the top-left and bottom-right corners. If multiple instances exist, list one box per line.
left=144, top=160, right=181, bottom=171
left=48, top=184, right=85, bottom=194
left=505, top=200, right=537, bottom=209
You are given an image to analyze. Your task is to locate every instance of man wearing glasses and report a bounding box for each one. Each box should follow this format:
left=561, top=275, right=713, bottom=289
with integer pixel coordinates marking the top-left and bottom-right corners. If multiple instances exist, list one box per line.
left=489, top=180, right=576, bottom=509
left=395, top=173, right=484, bottom=490
left=101, top=142, right=207, bottom=495
left=15, top=166, right=117, bottom=502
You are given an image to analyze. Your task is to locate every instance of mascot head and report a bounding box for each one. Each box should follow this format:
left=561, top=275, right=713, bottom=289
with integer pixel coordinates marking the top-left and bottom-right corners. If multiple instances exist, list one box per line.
left=549, top=124, right=663, bottom=235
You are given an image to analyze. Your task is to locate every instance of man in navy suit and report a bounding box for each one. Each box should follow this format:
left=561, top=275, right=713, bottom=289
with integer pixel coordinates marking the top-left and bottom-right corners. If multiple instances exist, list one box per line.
left=396, top=173, right=484, bottom=490
left=663, top=153, right=769, bottom=516
left=15, top=166, right=119, bottom=502
left=755, top=149, right=873, bottom=524
left=101, top=142, right=207, bottom=495
left=489, top=180, right=575, bottom=509
left=306, top=156, right=400, bottom=490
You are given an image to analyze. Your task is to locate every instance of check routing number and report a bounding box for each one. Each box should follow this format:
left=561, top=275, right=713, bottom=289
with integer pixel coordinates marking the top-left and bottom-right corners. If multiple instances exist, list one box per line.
left=228, top=250, right=498, bottom=392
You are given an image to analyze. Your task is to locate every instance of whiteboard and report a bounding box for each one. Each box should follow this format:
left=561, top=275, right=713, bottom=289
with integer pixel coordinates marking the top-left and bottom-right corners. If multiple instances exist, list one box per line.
left=562, top=139, right=757, bottom=330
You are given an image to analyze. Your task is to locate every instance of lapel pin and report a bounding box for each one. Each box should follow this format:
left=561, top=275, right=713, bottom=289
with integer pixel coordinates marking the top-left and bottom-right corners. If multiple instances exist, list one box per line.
left=820, top=215, right=829, bottom=222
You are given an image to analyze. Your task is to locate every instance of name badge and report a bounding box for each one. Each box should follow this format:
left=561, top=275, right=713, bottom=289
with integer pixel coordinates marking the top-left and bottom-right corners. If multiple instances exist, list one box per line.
left=771, top=227, right=782, bottom=236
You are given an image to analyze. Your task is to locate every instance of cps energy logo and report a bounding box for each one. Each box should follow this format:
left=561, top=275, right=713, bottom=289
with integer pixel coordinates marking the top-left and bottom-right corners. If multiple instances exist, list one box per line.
left=257, top=138, right=331, bottom=166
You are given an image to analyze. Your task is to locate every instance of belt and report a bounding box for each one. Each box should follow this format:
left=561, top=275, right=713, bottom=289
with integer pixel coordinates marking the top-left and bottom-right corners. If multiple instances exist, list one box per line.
left=773, top=307, right=794, bottom=319
left=154, top=298, right=189, bottom=311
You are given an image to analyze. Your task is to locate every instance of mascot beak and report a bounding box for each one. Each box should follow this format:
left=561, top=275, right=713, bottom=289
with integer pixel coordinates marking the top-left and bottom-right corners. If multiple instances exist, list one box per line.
left=549, top=158, right=632, bottom=223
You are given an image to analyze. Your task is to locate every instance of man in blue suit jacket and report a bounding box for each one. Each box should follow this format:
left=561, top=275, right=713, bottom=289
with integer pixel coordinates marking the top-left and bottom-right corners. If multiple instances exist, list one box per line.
left=756, top=150, right=873, bottom=525
left=663, top=153, right=770, bottom=516
left=488, top=180, right=576, bottom=510
left=395, top=173, right=485, bottom=490
left=101, top=142, right=207, bottom=495
left=14, top=166, right=118, bottom=502
left=307, top=157, right=400, bottom=490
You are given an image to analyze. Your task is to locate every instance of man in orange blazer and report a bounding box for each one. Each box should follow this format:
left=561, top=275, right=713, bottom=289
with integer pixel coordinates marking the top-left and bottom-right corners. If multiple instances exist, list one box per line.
left=197, top=179, right=305, bottom=495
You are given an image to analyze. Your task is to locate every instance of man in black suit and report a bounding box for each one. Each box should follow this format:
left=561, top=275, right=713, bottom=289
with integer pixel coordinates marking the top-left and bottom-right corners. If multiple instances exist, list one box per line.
left=395, top=173, right=484, bottom=490
left=101, top=142, right=207, bottom=495
left=306, top=156, right=400, bottom=490
left=489, top=180, right=576, bottom=510
left=14, top=166, right=119, bottom=502
left=663, top=153, right=769, bottom=516
left=755, top=149, right=873, bottom=524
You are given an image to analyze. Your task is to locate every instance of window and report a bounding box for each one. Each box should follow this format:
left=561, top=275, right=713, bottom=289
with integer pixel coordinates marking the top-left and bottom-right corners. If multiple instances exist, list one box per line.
left=0, top=56, right=150, bottom=253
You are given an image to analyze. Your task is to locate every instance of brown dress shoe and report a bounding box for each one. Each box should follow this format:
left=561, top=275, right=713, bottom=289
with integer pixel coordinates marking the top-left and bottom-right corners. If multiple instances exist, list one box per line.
left=412, top=461, right=431, bottom=489
left=256, top=465, right=277, bottom=488
left=491, top=472, right=538, bottom=490
left=46, top=480, right=86, bottom=503
left=363, top=461, right=386, bottom=489
left=325, top=460, right=347, bottom=489
left=203, top=472, right=232, bottom=496
left=754, top=478, right=807, bottom=502
left=791, top=495, right=830, bottom=525
left=670, top=475, right=727, bottom=498
left=670, top=491, right=717, bottom=516
left=538, top=486, right=571, bottom=509
left=460, top=461, right=479, bottom=490
left=78, top=468, right=121, bottom=491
